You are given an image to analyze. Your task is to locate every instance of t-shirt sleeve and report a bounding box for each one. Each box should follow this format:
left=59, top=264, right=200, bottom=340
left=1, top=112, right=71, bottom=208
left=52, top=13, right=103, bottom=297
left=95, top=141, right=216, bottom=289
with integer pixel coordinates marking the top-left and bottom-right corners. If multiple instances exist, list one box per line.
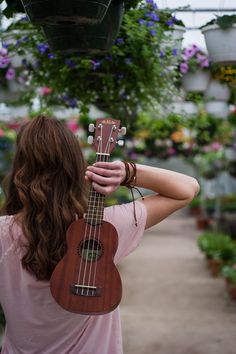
left=104, top=200, right=147, bottom=264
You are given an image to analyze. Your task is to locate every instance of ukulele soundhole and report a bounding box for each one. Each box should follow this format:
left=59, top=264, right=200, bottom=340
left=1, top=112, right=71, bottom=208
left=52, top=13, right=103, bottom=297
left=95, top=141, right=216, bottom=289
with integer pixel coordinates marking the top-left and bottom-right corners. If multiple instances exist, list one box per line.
left=79, top=239, right=103, bottom=262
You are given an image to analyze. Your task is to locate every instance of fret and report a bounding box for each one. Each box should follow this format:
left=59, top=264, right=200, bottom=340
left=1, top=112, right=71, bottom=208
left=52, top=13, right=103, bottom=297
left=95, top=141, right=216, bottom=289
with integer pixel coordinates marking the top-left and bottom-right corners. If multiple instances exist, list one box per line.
left=86, top=154, right=109, bottom=224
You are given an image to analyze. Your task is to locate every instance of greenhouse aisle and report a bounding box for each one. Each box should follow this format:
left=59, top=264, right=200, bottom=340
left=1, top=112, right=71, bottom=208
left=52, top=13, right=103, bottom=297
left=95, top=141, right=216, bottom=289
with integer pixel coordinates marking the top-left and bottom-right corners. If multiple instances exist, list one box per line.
left=120, top=209, right=236, bottom=354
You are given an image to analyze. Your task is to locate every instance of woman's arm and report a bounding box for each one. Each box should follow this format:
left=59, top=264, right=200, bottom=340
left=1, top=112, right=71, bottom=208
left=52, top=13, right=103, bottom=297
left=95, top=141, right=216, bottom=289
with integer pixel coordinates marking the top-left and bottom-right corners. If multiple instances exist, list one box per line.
left=85, top=161, right=200, bottom=229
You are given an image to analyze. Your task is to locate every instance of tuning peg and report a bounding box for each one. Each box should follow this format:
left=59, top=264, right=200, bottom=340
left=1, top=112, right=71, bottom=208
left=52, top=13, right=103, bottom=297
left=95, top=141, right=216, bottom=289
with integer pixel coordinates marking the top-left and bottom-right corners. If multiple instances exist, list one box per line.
left=117, top=140, right=125, bottom=147
left=87, top=135, right=94, bottom=145
left=120, top=127, right=127, bottom=136
left=88, top=123, right=95, bottom=133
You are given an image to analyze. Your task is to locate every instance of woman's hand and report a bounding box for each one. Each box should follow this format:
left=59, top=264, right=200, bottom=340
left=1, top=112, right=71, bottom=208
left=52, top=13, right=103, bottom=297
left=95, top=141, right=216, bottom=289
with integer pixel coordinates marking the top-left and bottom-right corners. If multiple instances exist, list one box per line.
left=85, top=160, right=126, bottom=195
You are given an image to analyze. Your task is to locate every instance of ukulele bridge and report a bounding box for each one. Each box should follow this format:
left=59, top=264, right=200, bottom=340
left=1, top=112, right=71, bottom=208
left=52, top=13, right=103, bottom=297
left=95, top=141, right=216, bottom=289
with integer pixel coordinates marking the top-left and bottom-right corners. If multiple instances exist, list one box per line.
left=70, top=284, right=102, bottom=297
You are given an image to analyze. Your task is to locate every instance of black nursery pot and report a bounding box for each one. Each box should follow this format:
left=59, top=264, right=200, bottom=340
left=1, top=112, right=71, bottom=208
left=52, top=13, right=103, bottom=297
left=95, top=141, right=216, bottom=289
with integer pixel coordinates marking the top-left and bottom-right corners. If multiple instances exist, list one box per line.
left=20, top=0, right=112, bottom=25
left=42, top=0, right=124, bottom=54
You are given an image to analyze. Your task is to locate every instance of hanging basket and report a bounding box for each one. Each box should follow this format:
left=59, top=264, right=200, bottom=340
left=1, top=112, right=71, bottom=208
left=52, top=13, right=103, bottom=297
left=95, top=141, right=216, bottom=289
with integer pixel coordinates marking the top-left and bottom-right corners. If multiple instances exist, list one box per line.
left=43, top=0, right=124, bottom=54
left=202, top=24, right=236, bottom=64
left=204, top=80, right=230, bottom=101
left=205, top=100, right=229, bottom=119
left=21, top=0, right=112, bottom=25
left=171, top=101, right=198, bottom=116
left=182, top=69, right=211, bottom=92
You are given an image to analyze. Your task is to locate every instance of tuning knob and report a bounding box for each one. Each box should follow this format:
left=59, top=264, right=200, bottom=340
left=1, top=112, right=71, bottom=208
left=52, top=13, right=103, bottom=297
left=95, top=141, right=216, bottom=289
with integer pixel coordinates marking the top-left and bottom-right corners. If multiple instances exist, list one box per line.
left=117, top=140, right=125, bottom=147
left=87, top=135, right=94, bottom=144
left=88, top=123, right=95, bottom=133
left=120, top=127, right=127, bottom=136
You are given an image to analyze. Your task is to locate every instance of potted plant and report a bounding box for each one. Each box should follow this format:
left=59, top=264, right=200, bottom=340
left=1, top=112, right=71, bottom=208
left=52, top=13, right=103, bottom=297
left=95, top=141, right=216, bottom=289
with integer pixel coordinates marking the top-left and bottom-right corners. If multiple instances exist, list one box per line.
left=201, top=15, right=236, bottom=64
left=205, top=101, right=230, bottom=119
left=204, top=79, right=230, bottom=102
left=4, top=3, right=179, bottom=119
left=42, top=0, right=125, bottom=54
left=221, top=264, right=236, bottom=299
left=0, top=0, right=113, bottom=25
left=180, top=44, right=211, bottom=92
left=198, top=231, right=236, bottom=276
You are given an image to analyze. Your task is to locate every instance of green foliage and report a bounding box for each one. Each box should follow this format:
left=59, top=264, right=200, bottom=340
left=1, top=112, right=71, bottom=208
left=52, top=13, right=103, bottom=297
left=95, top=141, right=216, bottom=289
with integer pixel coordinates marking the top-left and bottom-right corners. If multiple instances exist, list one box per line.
left=0, top=0, right=24, bottom=18
left=221, top=264, right=236, bottom=284
left=3, top=4, right=180, bottom=120
left=198, top=231, right=236, bottom=262
left=202, top=15, right=236, bottom=30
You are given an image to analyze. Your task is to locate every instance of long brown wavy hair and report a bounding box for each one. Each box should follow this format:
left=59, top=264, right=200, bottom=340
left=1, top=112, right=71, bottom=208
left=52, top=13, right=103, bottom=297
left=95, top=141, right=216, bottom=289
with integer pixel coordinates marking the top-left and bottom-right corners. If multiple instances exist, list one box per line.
left=1, top=115, right=88, bottom=281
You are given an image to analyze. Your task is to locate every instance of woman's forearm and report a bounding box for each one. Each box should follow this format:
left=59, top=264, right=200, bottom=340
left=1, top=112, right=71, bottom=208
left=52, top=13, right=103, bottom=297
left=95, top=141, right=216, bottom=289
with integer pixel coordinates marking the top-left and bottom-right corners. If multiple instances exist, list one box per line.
left=135, top=164, right=200, bottom=201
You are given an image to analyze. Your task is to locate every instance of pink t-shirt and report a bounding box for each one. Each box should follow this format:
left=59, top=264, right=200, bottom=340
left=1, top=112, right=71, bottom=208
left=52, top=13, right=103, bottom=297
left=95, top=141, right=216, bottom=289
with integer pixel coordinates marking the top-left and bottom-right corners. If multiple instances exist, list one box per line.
left=0, top=201, right=147, bottom=354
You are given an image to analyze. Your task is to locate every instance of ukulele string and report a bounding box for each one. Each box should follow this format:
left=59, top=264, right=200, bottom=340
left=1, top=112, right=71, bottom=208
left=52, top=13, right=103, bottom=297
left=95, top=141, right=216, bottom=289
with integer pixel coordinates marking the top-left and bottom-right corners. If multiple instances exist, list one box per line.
left=89, top=126, right=114, bottom=292
left=79, top=130, right=103, bottom=295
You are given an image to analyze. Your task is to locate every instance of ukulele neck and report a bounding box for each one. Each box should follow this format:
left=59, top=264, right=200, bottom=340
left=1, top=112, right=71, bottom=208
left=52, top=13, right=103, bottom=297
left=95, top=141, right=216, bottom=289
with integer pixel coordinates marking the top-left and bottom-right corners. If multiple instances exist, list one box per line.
left=85, top=153, right=109, bottom=225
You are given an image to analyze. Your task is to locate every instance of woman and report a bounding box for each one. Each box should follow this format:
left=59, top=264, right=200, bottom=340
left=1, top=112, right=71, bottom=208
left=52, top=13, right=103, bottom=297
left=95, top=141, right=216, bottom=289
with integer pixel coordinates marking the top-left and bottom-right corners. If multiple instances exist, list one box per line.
left=0, top=115, right=199, bottom=354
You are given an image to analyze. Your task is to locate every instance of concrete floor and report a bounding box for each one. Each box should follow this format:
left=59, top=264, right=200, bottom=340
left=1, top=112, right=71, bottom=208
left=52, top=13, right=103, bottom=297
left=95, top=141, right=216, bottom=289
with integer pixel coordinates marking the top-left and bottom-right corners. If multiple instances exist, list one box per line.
left=119, top=209, right=236, bottom=354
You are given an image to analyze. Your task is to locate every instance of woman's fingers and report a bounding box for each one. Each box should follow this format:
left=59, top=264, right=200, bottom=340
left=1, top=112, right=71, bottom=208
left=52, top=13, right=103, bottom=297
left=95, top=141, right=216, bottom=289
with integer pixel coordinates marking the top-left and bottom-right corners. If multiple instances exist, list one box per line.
left=85, top=160, right=126, bottom=195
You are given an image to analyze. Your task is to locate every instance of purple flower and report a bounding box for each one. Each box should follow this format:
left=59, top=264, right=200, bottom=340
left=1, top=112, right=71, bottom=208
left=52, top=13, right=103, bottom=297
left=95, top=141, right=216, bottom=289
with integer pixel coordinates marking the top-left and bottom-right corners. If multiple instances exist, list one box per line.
left=196, top=53, right=207, bottom=62
left=37, top=43, right=49, bottom=54
left=48, top=53, right=55, bottom=59
left=180, top=62, right=189, bottom=74
left=0, top=56, right=10, bottom=68
left=146, top=20, right=154, bottom=27
left=139, top=19, right=146, bottom=25
left=70, top=98, right=78, bottom=108
left=115, top=37, right=124, bottom=45
left=172, top=48, right=178, bottom=56
left=150, top=12, right=159, bottom=21
left=5, top=67, right=16, bottom=80
left=200, top=59, right=209, bottom=68
left=0, top=48, right=8, bottom=56
left=91, top=59, right=101, bottom=71
left=105, top=54, right=112, bottom=61
left=65, top=58, right=76, bottom=68
left=160, top=50, right=165, bottom=59
left=150, top=29, right=157, bottom=36
left=166, top=18, right=175, bottom=26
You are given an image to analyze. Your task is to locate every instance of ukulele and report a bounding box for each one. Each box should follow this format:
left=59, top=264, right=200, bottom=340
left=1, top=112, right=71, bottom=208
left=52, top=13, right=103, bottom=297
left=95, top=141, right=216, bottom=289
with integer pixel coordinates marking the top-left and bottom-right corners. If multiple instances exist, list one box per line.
left=50, top=118, right=126, bottom=315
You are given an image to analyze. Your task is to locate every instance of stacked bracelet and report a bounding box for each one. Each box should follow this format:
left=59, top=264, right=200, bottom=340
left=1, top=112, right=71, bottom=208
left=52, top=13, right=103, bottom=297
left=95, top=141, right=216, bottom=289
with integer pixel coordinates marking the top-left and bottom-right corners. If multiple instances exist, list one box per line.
left=120, top=161, right=144, bottom=227
left=121, top=161, right=137, bottom=188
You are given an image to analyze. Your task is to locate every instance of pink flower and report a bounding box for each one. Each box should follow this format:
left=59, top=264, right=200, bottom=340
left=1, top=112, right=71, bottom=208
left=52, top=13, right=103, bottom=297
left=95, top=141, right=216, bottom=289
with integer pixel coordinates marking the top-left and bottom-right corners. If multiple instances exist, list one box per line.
left=167, top=147, right=176, bottom=156
left=67, top=119, right=79, bottom=133
left=211, top=142, right=221, bottom=151
left=180, top=62, right=189, bottom=74
left=0, top=48, right=8, bottom=56
left=39, top=86, right=52, bottom=95
left=200, top=59, right=209, bottom=68
left=0, top=128, right=5, bottom=137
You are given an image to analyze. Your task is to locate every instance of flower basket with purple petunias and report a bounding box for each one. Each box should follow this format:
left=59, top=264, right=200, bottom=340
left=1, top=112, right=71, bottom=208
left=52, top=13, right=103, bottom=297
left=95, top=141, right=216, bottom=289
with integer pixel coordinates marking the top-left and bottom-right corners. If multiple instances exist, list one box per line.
left=180, top=45, right=211, bottom=92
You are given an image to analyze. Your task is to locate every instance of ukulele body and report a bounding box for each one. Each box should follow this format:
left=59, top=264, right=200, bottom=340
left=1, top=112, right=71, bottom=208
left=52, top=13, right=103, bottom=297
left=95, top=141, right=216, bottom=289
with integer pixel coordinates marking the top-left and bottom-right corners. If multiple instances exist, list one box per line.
left=50, top=218, right=122, bottom=315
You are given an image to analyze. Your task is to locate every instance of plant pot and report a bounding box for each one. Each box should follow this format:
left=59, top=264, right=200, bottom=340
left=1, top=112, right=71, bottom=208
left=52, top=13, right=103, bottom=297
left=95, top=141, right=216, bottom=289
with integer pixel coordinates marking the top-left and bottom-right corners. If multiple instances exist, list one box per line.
left=205, top=101, right=229, bottom=119
left=163, top=25, right=185, bottom=56
left=225, top=278, right=236, bottom=299
left=43, top=0, right=124, bottom=54
left=207, top=257, right=222, bottom=277
left=202, top=24, right=236, bottom=64
left=21, top=0, right=112, bottom=25
left=196, top=216, right=211, bottom=230
left=182, top=70, right=211, bottom=92
left=171, top=101, right=198, bottom=116
left=228, top=160, right=236, bottom=178
left=204, top=80, right=230, bottom=101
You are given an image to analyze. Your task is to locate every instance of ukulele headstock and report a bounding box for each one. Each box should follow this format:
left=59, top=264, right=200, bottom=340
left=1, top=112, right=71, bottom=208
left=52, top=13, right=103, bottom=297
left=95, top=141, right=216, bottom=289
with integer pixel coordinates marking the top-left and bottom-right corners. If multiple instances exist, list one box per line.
left=88, top=118, right=126, bottom=155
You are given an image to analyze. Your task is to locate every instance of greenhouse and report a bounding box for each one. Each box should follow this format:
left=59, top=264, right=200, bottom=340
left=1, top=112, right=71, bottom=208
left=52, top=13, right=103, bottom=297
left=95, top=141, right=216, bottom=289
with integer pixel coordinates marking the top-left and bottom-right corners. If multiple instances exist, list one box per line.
left=0, top=0, right=236, bottom=353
